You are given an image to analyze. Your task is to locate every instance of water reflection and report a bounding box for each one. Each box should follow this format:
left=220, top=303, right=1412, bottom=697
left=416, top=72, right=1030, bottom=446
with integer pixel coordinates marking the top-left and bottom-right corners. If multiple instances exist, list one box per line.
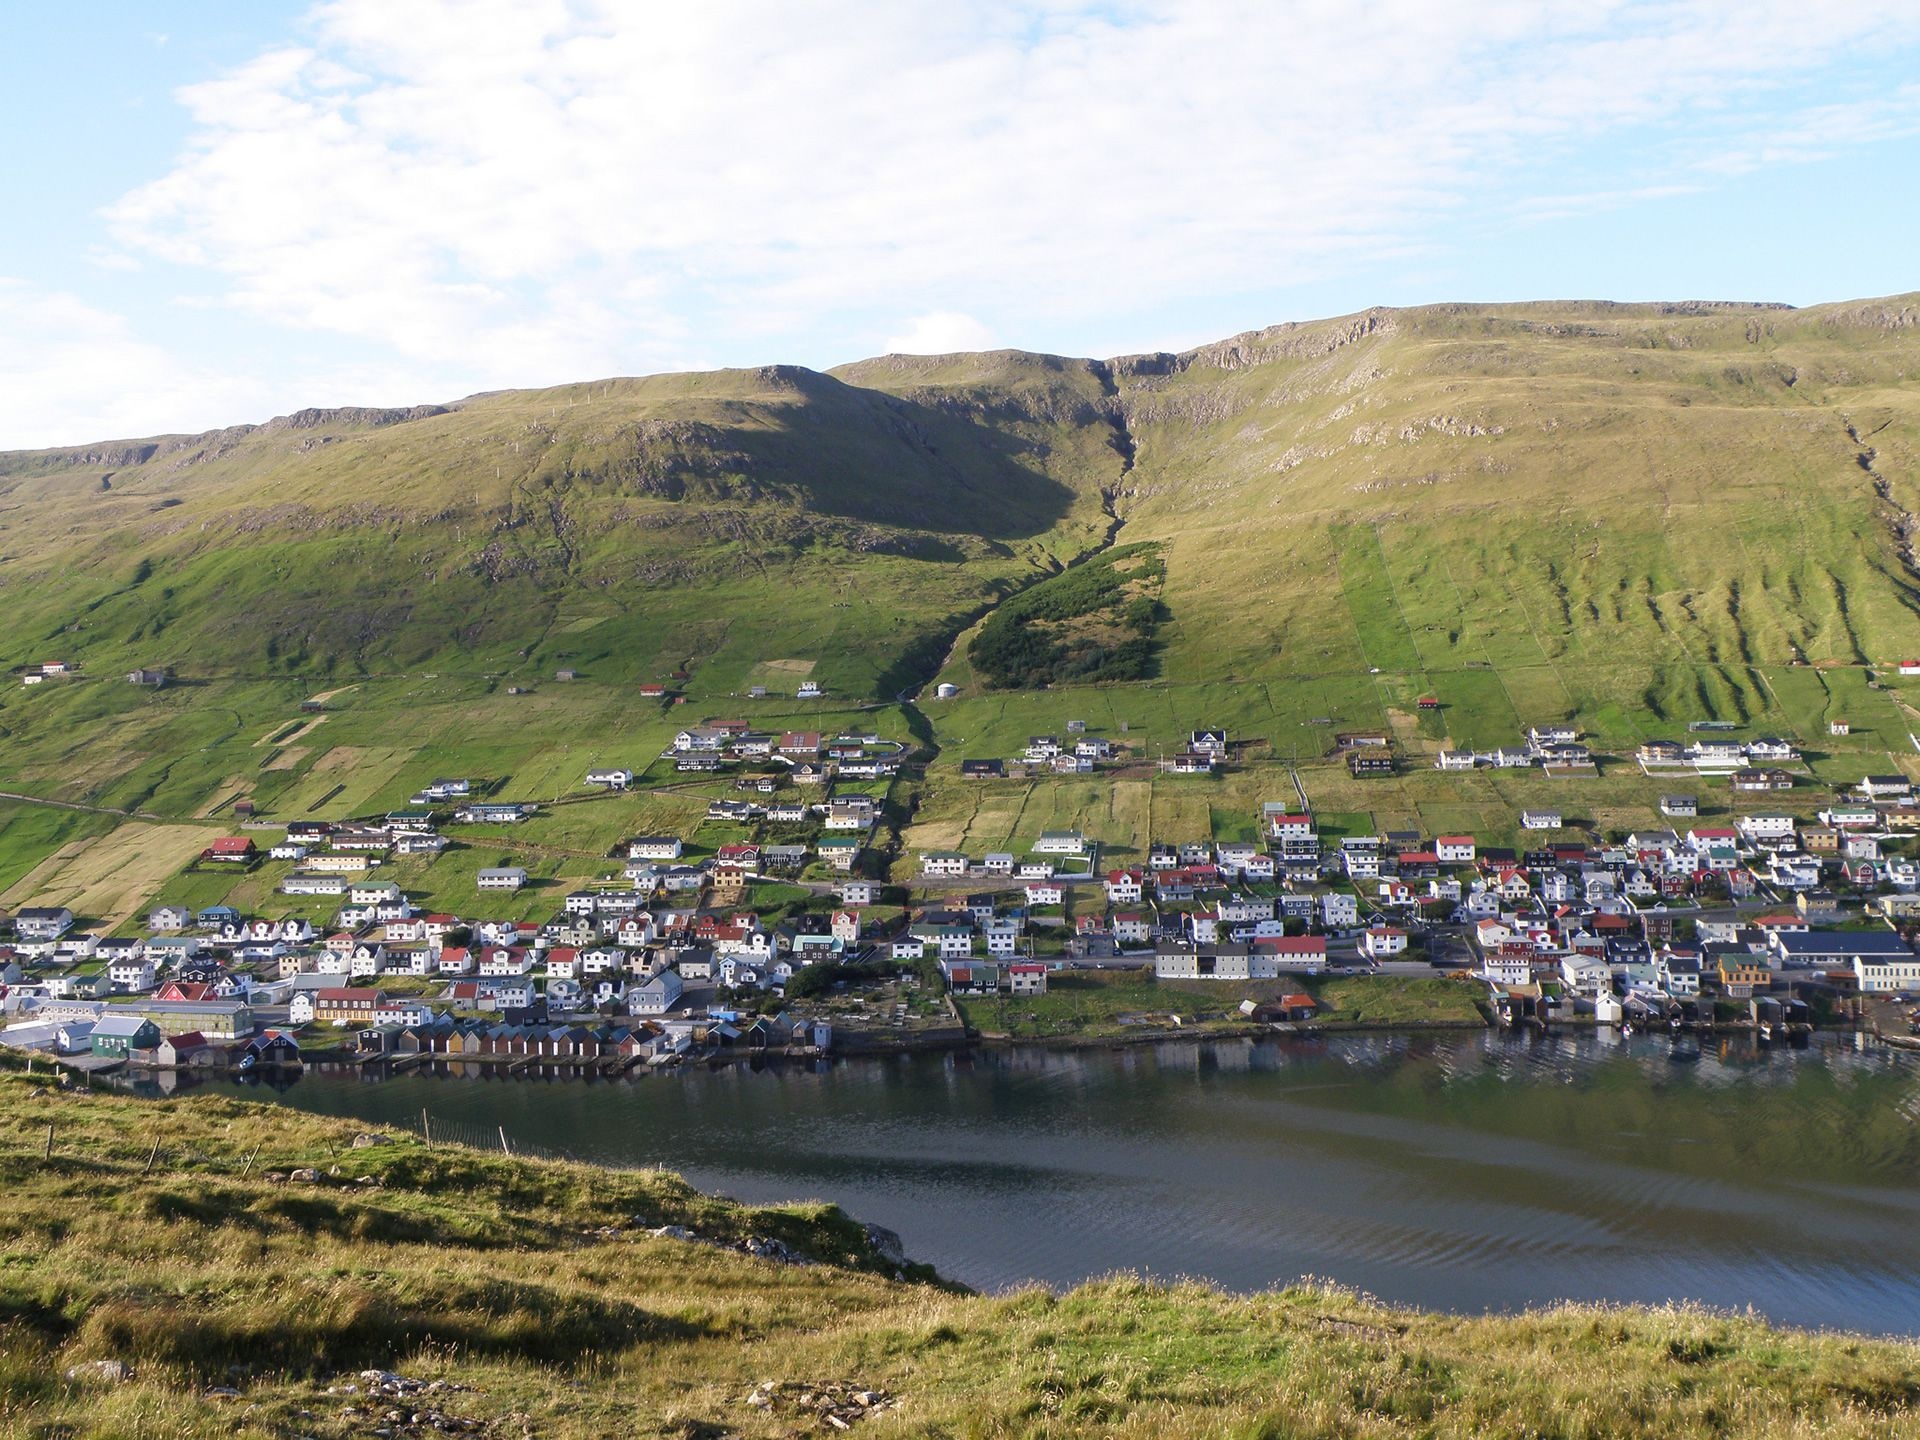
left=183, top=1031, right=1920, bottom=1334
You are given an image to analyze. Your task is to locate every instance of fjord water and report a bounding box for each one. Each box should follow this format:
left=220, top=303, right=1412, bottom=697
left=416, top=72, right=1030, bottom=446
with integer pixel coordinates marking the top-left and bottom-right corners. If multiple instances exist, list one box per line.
left=212, top=1032, right=1920, bottom=1334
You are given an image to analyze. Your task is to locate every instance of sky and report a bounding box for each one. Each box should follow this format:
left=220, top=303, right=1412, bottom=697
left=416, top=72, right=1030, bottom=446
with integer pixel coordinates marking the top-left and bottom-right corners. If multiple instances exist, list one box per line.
left=3, top=0, right=1919, bottom=449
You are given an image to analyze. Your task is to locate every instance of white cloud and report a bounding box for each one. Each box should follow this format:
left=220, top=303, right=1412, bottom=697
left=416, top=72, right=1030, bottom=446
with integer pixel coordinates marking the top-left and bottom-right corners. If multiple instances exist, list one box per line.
left=11, top=0, right=1910, bottom=444
left=1513, top=185, right=1705, bottom=225
left=883, top=312, right=999, bottom=355
left=1689, top=84, right=1920, bottom=175
left=0, top=279, right=503, bottom=450
left=0, top=279, right=272, bottom=448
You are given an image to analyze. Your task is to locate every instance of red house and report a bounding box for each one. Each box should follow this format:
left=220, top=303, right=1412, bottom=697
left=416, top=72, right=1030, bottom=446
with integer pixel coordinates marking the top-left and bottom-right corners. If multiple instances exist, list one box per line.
left=200, top=837, right=256, bottom=864
left=1271, top=992, right=1319, bottom=1022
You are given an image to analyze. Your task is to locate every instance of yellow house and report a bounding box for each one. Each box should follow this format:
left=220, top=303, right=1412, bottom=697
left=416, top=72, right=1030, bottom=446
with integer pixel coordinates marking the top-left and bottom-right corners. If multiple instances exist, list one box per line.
left=1716, top=956, right=1772, bottom=998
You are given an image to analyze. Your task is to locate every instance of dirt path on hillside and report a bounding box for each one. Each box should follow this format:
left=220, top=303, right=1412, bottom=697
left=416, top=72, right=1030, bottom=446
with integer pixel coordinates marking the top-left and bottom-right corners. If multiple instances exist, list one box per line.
left=0, top=790, right=167, bottom=821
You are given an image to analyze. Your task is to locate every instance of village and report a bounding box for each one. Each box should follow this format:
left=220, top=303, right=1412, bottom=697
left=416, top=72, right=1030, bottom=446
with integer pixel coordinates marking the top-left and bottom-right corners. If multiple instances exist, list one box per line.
left=4, top=702, right=1920, bottom=1082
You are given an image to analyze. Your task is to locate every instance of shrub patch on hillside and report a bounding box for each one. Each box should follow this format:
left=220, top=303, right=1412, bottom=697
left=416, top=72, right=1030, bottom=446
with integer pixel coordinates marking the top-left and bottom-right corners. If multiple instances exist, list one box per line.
left=969, top=543, right=1167, bottom=688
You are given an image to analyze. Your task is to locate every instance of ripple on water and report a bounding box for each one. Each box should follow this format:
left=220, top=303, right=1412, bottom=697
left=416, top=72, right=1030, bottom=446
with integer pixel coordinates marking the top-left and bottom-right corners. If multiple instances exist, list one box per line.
left=192, top=1031, right=1920, bottom=1332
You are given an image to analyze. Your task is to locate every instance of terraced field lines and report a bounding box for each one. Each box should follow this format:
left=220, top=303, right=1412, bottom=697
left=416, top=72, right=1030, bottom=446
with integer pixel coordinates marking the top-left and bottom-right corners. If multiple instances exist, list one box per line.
left=0, top=823, right=216, bottom=930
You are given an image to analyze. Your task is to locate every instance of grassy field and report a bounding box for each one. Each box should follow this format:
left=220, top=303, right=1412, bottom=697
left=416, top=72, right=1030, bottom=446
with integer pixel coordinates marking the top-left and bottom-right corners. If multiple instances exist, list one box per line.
left=2, top=1069, right=1917, bottom=1438
left=0, top=803, right=118, bottom=894
left=958, top=969, right=1484, bottom=1039
left=1309, top=974, right=1487, bottom=1027
left=959, top=969, right=1234, bottom=1038
left=897, top=742, right=1872, bottom=866
left=0, top=819, right=220, bottom=931
left=0, top=666, right=1905, bottom=914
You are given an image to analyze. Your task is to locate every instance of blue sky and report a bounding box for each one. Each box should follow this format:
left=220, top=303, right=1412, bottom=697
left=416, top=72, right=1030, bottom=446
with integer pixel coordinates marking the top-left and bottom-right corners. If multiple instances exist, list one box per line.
left=3, top=0, right=1919, bottom=447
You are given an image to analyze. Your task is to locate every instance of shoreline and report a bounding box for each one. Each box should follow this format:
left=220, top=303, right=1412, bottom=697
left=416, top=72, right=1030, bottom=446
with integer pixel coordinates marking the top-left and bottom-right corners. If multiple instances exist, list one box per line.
left=150, top=1013, right=1886, bottom=1084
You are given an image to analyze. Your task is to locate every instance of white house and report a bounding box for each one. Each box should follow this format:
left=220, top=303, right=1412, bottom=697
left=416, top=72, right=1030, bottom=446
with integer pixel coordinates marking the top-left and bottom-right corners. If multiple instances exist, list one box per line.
left=476, top=868, right=529, bottom=891
left=628, top=836, right=684, bottom=861
left=1215, top=841, right=1259, bottom=874
left=984, top=920, right=1023, bottom=957
left=107, top=958, right=157, bottom=993
left=1360, top=926, right=1408, bottom=958
left=1482, top=954, right=1534, bottom=987
left=1265, top=811, right=1314, bottom=842
left=1560, top=954, right=1612, bottom=994
left=1320, top=892, right=1359, bottom=930
left=1190, top=729, right=1229, bottom=758
left=1341, top=847, right=1381, bottom=880
left=479, top=947, right=534, bottom=977
left=14, top=908, right=74, bottom=942
left=1737, top=814, right=1797, bottom=844
left=1032, top=830, right=1088, bottom=856
left=147, top=904, right=194, bottom=932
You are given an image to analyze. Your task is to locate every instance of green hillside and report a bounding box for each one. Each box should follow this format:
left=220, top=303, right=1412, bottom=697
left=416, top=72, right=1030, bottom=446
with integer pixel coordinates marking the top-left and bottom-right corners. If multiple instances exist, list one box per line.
left=8, top=296, right=1919, bottom=722
left=3, top=1074, right=1917, bottom=1439
left=0, top=361, right=1122, bottom=694
left=4, top=294, right=1920, bottom=879
left=1091, top=298, right=1920, bottom=747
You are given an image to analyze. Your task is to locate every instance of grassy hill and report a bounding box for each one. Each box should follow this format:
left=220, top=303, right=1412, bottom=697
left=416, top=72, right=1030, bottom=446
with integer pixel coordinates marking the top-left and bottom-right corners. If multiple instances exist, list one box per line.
left=5, top=294, right=1920, bottom=889
left=0, top=361, right=1122, bottom=694
left=3, top=1071, right=1917, bottom=1439
left=1103, top=300, right=1920, bottom=744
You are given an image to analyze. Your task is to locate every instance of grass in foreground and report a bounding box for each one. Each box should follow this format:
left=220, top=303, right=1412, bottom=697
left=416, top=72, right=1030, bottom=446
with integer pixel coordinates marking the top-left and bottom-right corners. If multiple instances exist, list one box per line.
left=0, top=1070, right=1916, bottom=1436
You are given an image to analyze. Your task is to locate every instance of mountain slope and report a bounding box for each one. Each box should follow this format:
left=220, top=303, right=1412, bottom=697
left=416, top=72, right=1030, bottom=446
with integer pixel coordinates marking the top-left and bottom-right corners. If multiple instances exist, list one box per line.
left=3, top=294, right=1919, bottom=788
left=0, top=361, right=1122, bottom=695
left=1089, top=298, right=1920, bottom=741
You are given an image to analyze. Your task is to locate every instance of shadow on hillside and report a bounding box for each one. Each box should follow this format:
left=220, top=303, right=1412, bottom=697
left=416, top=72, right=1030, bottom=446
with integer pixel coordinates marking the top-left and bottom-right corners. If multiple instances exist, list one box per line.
left=547, top=369, right=1097, bottom=542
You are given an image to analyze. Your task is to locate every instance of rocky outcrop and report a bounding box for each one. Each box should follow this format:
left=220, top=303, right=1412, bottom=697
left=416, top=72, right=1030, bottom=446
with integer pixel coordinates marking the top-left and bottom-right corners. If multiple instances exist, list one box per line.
left=0, top=406, right=447, bottom=479
left=1110, top=309, right=1395, bottom=379
left=263, top=404, right=448, bottom=431
left=1818, top=299, right=1920, bottom=331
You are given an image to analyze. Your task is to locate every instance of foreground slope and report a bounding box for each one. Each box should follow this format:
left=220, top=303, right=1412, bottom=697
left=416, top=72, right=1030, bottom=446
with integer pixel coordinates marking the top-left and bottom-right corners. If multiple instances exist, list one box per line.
left=3, top=1072, right=1917, bottom=1439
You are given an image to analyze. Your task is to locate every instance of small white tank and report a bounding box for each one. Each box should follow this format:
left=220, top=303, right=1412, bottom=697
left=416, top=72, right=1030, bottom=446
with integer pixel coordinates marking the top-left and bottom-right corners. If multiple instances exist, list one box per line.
left=934, top=683, right=960, bottom=699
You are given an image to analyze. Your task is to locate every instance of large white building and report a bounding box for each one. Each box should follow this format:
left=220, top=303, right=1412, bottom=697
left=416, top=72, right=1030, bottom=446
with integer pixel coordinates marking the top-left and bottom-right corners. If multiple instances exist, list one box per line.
left=1855, top=954, right=1920, bottom=993
left=1153, top=940, right=1326, bottom=980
